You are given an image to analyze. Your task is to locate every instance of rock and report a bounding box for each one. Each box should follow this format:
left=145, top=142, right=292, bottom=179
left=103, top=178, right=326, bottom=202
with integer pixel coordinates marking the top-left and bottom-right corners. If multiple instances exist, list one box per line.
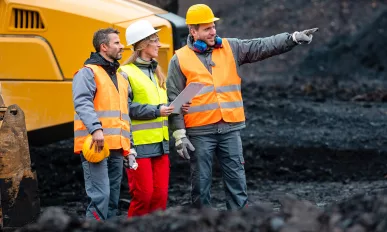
left=17, top=191, right=387, bottom=232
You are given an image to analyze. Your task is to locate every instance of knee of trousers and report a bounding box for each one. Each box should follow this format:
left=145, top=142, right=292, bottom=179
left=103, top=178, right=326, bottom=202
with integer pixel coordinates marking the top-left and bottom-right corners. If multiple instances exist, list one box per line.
left=191, top=177, right=212, bottom=195
left=132, top=190, right=154, bottom=203
left=86, top=183, right=110, bottom=199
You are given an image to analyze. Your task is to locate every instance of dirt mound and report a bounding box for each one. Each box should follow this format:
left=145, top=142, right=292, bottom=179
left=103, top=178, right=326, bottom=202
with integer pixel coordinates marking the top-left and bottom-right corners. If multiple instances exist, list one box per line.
left=301, top=10, right=387, bottom=78
left=298, top=9, right=387, bottom=99
left=18, top=190, right=387, bottom=232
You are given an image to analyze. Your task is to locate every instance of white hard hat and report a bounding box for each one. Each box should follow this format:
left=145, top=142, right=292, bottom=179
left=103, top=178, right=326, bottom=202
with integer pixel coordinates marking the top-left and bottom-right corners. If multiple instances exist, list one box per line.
left=125, top=20, right=160, bottom=46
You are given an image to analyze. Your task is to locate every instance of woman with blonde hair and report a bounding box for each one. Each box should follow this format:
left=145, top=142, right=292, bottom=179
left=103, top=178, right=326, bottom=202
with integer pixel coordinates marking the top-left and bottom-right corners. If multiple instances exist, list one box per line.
left=119, top=19, right=188, bottom=217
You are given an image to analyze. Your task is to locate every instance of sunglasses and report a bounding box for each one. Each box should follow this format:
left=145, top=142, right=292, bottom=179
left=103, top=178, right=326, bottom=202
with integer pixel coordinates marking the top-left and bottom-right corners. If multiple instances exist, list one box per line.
left=148, top=36, right=160, bottom=43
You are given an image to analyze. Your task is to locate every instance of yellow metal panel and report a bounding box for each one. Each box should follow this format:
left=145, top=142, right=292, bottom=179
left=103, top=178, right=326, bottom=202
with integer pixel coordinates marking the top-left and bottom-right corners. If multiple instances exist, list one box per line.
left=1, top=81, right=73, bottom=131
left=0, top=0, right=6, bottom=30
left=0, top=36, right=62, bottom=80
left=0, top=0, right=4, bottom=22
left=1, top=1, right=174, bottom=79
left=5, top=0, right=166, bottom=24
left=1, top=4, right=111, bottom=79
left=157, top=47, right=171, bottom=75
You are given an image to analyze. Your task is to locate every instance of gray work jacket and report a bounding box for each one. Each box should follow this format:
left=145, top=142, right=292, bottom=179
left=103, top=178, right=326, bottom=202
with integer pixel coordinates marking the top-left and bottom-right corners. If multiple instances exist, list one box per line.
left=166, top=34, right=298, bottom=136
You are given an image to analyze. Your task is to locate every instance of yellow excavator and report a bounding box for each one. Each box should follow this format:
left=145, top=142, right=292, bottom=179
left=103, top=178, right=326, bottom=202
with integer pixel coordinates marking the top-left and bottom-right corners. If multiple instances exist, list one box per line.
left=0, top=0, right=186, bottom=229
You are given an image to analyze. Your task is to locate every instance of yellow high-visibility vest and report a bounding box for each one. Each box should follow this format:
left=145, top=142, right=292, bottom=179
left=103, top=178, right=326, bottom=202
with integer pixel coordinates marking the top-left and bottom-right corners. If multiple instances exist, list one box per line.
left=119, top=63, right=169, bottom=145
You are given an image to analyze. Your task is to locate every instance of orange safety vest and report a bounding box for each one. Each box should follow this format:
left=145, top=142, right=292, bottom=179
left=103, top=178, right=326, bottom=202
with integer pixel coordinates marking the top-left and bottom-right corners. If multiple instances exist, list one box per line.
left=175, top=39, right=245, bottom=128
left=73, top=64, right=131, bottom=154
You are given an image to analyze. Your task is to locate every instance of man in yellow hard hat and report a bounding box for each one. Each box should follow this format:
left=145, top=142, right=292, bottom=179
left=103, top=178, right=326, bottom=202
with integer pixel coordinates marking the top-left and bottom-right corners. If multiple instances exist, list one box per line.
left=72, top=28, right=137, bottom=221
left=167, top=4, right=318, bottom=210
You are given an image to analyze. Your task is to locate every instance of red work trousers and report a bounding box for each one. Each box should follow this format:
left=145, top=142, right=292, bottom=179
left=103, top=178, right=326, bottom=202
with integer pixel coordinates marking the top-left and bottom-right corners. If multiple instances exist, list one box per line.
left=126, top=154, right=170, bottom=217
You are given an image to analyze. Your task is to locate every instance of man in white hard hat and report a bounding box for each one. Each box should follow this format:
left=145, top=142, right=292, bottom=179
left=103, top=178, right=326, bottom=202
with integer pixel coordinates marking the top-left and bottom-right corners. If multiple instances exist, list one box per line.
left=167, top=4, right=318, bottom=210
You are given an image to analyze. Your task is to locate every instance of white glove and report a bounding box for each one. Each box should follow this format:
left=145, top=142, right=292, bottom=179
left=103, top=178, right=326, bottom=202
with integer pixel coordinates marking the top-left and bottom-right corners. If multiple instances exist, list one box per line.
left=124, top=148, right=138, bottom=170
left=292, top=28, right=319, bottom=44
left=172, top=129, right=195, bottom=160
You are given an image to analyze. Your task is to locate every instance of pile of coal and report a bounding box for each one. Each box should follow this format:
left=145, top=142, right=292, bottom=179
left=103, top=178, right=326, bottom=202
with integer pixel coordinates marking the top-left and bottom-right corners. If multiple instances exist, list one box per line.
left=17, top=190, right=387, bottom=232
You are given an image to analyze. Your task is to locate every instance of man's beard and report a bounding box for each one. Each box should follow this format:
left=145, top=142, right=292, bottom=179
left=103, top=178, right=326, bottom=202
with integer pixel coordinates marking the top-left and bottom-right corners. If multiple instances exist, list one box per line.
left=205, top=38, right=215, bottom=46
left=108, top=52, right=122, bottom=61
left=198, top=35, right=214, bottom=47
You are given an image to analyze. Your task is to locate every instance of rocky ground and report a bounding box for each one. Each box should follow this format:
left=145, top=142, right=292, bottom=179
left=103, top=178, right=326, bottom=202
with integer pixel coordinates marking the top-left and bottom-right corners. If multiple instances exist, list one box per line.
left=9, top=0, right=387, bottom=231
left=17, top=190, right=387, bottom=232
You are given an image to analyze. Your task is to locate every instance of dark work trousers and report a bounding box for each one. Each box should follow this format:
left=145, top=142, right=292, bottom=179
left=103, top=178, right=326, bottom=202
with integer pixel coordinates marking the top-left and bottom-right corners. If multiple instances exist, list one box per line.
left=81, top=150, right=123, bottom=221
left=188, top=130, right=248, bottom=210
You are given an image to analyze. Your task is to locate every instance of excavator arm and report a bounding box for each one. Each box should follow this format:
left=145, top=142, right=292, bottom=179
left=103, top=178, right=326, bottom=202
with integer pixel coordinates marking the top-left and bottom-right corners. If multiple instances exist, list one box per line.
left=0, top=83, right=40, bottom=230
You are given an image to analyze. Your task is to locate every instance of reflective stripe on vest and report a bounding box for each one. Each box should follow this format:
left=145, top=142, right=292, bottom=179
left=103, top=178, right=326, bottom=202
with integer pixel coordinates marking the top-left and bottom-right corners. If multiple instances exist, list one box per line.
left=131, top=120, right=169, bottom=131
left=119, top=63, right=169, bottom=145
left=175, top=39, right=245, bottom=127
left=73, top=64, right=131, bottom=154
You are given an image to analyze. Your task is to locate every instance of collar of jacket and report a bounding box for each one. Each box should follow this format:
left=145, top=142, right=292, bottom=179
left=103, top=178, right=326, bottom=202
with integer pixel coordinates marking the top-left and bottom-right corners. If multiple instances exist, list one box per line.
left=134, top=57, right=158, bottom=73
left=84, top=52, right=120, bottom=75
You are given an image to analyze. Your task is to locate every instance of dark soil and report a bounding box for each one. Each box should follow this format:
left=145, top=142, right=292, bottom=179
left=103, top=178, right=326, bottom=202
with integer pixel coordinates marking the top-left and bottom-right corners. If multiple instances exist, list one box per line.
left=17, top=190, right=387, bottom=232
left=12, top=0, right=387, bottom=231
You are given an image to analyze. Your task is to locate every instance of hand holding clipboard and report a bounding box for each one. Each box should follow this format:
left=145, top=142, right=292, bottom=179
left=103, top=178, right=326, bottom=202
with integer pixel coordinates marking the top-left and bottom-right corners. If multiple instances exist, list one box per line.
left=169, top=82, right=205, bottom=114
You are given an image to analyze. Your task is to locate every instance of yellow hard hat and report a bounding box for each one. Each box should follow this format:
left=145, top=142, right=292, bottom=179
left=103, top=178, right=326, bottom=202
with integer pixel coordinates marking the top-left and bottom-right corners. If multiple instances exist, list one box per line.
left=82, top=135, right=110, bottom=163
left=185, top=4, right=219, bottom=25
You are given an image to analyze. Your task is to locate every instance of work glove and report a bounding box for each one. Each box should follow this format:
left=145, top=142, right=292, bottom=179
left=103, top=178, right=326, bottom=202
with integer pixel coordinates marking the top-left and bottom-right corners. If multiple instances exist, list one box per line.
left=172, top=129, right=195, bottom=160
left=292, top=28, right=319, bottom=44
left=124, top=148, right=138, bottom=170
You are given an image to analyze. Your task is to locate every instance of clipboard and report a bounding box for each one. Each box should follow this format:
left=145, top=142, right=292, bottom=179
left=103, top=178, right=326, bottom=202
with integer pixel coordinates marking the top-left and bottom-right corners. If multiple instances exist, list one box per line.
left=170, top=82, right=205, bottom=114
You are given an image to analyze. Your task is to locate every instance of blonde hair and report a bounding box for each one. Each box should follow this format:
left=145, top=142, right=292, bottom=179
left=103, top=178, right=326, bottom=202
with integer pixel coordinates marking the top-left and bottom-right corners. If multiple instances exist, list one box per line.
left=122, top=34, right=166, bottom=89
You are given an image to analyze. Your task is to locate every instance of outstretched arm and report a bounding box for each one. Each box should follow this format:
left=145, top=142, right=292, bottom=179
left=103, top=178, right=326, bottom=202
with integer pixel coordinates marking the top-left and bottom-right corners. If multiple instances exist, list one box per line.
left=229, top=28, right=318, bottom=66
